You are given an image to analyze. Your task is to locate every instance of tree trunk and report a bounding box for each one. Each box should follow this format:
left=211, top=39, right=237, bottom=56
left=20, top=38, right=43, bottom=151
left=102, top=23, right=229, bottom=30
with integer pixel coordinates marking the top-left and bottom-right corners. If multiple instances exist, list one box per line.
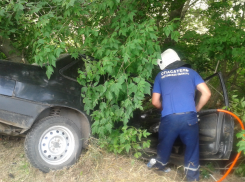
left=163, top=0, right=194, bottom=46
left=0, top=36, right=26, bottom=63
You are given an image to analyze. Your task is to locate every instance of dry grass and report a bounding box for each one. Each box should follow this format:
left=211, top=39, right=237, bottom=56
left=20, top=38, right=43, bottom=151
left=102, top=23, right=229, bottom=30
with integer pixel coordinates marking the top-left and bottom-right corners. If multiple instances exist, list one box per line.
left=0, top=136, right=243, bottom=182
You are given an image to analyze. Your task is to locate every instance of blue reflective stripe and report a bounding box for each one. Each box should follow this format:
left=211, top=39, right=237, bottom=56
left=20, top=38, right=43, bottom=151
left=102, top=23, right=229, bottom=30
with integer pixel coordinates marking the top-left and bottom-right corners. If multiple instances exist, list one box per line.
left=184, top=165, right=200, bottom=171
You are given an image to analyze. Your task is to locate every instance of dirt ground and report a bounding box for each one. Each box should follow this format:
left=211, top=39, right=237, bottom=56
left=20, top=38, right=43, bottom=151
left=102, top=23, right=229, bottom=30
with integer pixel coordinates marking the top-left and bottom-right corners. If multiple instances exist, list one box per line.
left=0, top=136, right=244, bottom=182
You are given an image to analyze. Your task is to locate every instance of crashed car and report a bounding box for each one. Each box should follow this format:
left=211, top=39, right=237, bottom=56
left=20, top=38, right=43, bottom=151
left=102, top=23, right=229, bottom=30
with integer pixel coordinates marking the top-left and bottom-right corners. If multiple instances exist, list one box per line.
left=0, top=54, right=234, bottom=172
left=132, top=72, right=234, bottom=167
left=0, top=55, right=91, bottom=172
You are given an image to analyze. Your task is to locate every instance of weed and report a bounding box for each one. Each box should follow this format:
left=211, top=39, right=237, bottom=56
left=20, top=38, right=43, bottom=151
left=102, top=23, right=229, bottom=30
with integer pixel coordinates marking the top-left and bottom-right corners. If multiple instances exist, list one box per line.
left=235, top=163, right=245, bottom=177
left=200, top=162, right=215, bottom=179
left=131, top=159, right=135, bottom=165
left=20, top=161, right=30, bottom=173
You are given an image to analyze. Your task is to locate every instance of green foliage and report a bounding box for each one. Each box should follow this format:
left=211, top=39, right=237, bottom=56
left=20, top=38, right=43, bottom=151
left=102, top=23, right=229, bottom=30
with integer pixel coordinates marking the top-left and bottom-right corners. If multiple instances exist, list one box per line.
left=0, top=0, right=85, bottom=77
left=0, top=0, right=181, bottom=156
left=162, top=18, right=181, bottom=42
left=76, top=0, right=167, bottom=156
left=178, top=1, right=245, bottom=74
left=0, top=52, right=6, bottom=59
left=2, top=0, right=245, bottom=158
left=180, top=19, right=245, bottom=73
left=235, top=163, right=245, bottom=177
left=230, top=94, right=245, bottom=158
left=199, top=19, right=245, bottom=64
left=230, top=95, right=245, bottom=122
left=98, top=126, right=151, bottom=158
left=236, top=130, right=245, bottom=154
left=200, top=162, right=216, bottom=179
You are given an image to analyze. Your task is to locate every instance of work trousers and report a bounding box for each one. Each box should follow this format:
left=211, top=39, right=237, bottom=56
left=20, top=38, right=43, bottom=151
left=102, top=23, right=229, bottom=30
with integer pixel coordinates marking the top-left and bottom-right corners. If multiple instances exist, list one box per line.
left=155, top=112, right=200, bottom=181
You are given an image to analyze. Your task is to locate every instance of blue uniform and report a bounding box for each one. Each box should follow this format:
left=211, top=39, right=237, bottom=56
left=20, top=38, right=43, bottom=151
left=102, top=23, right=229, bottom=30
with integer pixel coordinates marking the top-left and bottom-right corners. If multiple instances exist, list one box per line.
left=152, top=67, right=204, bottom=181
left=153, top=67, right=204, bottom=117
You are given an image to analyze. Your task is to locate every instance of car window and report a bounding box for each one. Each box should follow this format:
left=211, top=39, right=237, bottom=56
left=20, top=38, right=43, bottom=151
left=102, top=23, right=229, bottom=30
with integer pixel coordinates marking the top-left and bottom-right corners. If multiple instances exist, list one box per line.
left=60, top=60, right=85, bottom=81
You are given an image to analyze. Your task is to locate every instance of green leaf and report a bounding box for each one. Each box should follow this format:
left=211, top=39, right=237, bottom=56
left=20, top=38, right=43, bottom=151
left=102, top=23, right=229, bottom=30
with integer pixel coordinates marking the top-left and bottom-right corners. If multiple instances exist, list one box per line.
left=107, top=0, right=114, bottom=9
left=37, top=39, right=45, bottom=44
left=134, top=152, right=141, bottom=158
left=123, top=53, right=130, bottom=63
left=105, top=91, right=113, bottom=100
left=168, top=25, right=173, bottom=32
left=163, top=27, right=171, bottom=37
left=55, top=48, right=63, bottom=57
left=71, top=52, right=79, bottom=59
left=171, top=31, right=180, bottom=42
left=46, top=65, right=54, bottom=79
left=111, top=83, right=122, bottom=97
left=81, top=87, right=88, bottom=93
left=105, top=123, right=113, bottom=133
left=125, top=144, right=131, bottom=153
left=128, top=12, right=135, bottom=21
left=143, top=141, right=149, bottom=148
left=44, top=47, right=51, bottom=53
left=237, top=132, right=243, bottom=138
left=144, top=81, right=151, bottom=95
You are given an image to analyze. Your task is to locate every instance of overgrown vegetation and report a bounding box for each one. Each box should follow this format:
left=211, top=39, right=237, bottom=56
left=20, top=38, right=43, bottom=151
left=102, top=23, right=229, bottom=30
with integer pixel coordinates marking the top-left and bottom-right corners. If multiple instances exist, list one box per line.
left=0, top=0, right=245, bottom=167
left=230, top=95, right=245, bottom=177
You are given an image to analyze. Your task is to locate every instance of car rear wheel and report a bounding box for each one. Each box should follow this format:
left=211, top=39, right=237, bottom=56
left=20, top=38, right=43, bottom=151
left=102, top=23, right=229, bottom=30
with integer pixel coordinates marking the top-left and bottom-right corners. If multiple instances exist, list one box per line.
left=24, top=116, right=82, bottom=172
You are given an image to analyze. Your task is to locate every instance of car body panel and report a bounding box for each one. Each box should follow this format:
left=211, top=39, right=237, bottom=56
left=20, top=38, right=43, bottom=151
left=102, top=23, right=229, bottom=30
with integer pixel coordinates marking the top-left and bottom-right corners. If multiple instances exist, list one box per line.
left=0, top=55, right=89, bottom=133
left=0, top=94, right=48, bottom=128
left=0, top=77, right=16, bottom=96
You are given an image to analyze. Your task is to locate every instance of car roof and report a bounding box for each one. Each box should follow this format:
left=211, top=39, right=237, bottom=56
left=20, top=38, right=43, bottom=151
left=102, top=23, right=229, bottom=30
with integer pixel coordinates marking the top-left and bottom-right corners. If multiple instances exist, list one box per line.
left=0, top=54, right=75, bottom=69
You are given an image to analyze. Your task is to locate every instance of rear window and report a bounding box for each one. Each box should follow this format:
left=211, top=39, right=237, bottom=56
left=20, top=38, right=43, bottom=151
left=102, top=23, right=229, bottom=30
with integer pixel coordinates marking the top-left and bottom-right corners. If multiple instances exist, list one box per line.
left=60, top=60, right=85, bottom=81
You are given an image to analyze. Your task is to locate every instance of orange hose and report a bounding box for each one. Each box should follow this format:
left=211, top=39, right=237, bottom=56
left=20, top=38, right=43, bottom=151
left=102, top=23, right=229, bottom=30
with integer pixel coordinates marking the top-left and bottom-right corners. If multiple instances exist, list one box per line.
left=217, top=109, right=245, bottom=130
left=216, top=109, right=245, bottom=182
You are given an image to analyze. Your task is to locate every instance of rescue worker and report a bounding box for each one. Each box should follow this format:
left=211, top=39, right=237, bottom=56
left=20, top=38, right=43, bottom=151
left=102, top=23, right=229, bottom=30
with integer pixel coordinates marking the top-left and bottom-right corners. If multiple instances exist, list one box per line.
left=148, top=49, right=211, bottom=181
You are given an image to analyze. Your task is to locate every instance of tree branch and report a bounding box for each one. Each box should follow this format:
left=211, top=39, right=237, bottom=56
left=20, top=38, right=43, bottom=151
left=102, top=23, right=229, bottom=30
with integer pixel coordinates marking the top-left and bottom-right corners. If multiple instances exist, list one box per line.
left=181, top=0, right=196, bottom=20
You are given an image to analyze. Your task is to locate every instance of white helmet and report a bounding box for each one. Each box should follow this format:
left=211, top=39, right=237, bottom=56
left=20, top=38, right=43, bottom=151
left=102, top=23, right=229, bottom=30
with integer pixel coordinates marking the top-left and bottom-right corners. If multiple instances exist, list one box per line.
left=157, top=49, right=181, bottom=70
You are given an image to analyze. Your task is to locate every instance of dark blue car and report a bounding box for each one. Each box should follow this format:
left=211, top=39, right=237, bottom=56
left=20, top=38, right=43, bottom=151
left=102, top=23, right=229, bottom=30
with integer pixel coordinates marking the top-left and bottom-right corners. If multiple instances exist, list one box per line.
left=0, top=55, right=91, bottom=172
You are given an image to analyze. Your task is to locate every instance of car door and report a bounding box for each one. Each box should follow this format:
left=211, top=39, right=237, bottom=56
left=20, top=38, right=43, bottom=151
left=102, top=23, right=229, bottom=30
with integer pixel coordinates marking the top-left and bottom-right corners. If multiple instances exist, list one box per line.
left=0, top=60, right=48, bottom=129
left=197, top=72, right=234, bottom=160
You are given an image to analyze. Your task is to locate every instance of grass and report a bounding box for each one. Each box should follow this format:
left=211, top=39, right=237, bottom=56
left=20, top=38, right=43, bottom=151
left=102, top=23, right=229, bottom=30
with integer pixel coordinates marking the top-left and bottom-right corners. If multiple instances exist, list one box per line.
left=0, top=136, right=243, bottom=182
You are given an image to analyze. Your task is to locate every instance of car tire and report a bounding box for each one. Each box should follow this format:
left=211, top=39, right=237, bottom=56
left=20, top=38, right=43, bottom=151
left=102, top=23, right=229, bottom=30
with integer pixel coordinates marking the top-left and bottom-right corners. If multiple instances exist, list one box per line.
left=24, top=116, right=82, bottom=173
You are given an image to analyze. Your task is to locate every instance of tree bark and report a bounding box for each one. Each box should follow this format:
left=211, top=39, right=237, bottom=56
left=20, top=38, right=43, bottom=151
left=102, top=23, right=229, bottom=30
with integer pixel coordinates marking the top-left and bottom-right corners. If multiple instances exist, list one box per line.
left=0, top=36, right=26, bottom=63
